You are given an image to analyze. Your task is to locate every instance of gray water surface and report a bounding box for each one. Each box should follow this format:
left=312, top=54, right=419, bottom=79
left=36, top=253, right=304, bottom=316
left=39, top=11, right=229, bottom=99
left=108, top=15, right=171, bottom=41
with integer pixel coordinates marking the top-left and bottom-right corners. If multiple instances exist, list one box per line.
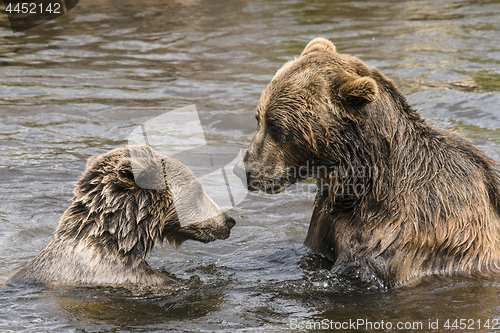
left=1, top=0, right=500, bottom=332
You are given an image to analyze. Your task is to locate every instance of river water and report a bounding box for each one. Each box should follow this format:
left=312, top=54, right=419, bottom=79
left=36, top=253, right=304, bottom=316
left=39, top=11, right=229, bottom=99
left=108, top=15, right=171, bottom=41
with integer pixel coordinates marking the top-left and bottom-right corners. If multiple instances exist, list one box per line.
left=1, top=0, right=500, bottom=332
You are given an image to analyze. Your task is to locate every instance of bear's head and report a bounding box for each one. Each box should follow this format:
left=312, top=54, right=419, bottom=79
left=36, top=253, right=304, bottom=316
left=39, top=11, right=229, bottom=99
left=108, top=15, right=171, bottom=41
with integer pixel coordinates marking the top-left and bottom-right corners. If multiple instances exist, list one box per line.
left=240, top=37, right=403, bottom=194
left=57, top=145, right=235, bottom=261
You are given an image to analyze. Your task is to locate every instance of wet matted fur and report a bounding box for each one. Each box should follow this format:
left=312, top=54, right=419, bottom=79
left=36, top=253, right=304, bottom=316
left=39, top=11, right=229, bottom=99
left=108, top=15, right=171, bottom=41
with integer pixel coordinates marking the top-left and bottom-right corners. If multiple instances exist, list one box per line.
left=240, top=37, right=500, bottom=288
left=9, top=145, right=235, bottom=286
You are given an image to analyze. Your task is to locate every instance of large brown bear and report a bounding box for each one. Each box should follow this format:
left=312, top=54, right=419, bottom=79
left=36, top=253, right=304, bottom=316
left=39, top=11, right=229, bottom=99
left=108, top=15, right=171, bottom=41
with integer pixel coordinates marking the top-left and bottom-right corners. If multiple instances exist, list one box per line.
left=239, top=37, right=500, bottom=288
left=9, top=145, right=235, bottom=286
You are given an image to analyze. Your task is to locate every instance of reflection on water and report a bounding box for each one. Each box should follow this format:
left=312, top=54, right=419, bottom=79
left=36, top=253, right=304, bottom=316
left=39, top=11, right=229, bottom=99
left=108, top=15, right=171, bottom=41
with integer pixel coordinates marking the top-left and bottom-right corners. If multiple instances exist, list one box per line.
left=54, top=281, right=226, bottom=326
left=1, top=0, right=500, bottom=331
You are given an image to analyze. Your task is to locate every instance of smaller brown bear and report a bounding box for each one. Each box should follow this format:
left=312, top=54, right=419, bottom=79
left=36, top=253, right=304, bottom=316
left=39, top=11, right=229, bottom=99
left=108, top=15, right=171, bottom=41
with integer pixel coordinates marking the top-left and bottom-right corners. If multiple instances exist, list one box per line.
left=9, top=145, right=235, bottom=286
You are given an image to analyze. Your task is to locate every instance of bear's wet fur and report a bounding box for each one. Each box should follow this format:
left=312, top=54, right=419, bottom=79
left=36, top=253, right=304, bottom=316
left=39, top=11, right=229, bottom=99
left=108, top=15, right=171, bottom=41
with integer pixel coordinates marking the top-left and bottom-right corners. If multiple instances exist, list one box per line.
left=241, top=37, right=500, bottom=288
left=9, top=145, right=235, bottom=286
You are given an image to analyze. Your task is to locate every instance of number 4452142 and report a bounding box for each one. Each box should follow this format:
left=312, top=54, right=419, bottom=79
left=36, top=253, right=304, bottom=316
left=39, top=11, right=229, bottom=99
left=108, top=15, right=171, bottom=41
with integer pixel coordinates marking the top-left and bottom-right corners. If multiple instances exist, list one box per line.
left=5, top=2, right=61, bottom=14
left=444, top=319, right=500, bottom=330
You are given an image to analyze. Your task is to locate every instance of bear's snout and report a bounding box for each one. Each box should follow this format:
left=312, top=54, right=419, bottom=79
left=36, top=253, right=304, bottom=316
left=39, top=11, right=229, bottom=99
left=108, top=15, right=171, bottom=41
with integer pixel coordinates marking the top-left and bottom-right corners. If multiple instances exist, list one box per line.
left=234, top=159, right=262, bottom=192
left=233, top=159, right=250, bottom=189
left=226, top=215, right=236, bottom=229
left=206, top=213, right=235, bottom=241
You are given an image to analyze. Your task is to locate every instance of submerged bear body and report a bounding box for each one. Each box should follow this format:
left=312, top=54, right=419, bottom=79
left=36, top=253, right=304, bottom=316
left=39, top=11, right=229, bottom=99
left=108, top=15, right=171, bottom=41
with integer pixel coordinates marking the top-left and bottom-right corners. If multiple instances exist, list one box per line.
left=10, top=145, right=235, bottom=286
left=241, top=37, right=500, bottom=288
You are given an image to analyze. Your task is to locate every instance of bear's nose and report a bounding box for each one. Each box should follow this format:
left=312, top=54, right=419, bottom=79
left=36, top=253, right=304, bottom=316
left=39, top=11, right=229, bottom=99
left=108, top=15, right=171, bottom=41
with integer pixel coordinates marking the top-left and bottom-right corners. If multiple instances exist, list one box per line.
left=233, top=160, right=247, bottom=184
left=226, top=216, right=236, bottom=229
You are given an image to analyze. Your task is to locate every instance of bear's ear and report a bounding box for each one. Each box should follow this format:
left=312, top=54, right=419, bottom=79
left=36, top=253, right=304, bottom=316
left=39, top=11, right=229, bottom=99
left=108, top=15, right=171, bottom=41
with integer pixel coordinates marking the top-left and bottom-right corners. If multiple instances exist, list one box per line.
left=115, top=157, right=136, bottom=187
left=86, top=154, right=100, bottom=169
left=301, top=37, right=336, bottom=56
left=339, top=76, right=378, bottom=110
left=115, top=156, right=167, bottom=190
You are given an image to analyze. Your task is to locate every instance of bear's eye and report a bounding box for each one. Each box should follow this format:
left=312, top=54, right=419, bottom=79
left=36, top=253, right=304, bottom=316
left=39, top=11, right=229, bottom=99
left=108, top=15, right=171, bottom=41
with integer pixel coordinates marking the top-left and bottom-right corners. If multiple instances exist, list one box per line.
left=266, top=120, right=284, bottom=142
left=255, top=114, right=260, bottom=127
left=267, top=121, right=277, bottom=132
left=191, top=183, right=207, bottom=202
